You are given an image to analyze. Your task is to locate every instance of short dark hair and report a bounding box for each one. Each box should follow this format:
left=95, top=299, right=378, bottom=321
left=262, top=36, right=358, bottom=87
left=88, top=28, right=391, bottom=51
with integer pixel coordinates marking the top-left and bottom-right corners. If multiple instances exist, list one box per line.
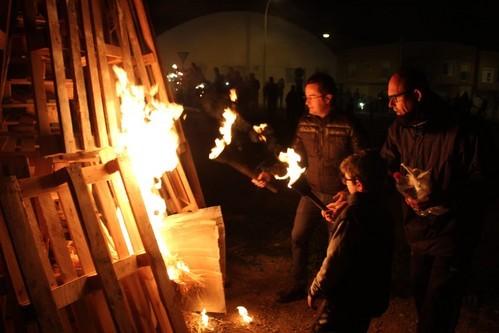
left=306, top=72, right=337, bottom=95
left=393, top=66, right=430, bottom=92
left=340, top=149, right=386, bottom=192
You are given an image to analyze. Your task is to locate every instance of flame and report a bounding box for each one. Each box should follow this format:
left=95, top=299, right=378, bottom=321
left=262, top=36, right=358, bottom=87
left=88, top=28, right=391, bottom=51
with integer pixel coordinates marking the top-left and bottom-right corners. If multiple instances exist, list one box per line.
left=200, top=308, right=209, bottom=328
left=275, top=148, right=306, bottom=187
left=113, top=65, right=197, bottom=284
left=236, top=306, right=253, bottom=324
left=208, top=107, right=237, bottom=160
left=229, top=89, right=237, bottom=102
left=252, top=123, right=268, bottom=142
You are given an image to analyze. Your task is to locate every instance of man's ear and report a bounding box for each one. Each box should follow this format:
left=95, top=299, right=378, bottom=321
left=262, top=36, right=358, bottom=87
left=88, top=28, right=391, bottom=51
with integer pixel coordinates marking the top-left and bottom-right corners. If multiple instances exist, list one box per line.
left=413, top=89, right=423, bottom=102
left=325, top=93, right=333, bottom=104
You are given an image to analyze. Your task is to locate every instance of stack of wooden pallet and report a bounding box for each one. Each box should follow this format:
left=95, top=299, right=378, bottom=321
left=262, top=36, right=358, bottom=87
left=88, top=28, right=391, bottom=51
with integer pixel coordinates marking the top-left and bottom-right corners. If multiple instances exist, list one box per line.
left=0, top=0, right=221, bottom=331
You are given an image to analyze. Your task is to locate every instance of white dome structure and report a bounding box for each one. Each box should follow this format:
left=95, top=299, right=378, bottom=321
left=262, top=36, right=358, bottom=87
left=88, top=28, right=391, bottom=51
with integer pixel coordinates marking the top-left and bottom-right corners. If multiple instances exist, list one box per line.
left=156, top=11, right=337, bottom=90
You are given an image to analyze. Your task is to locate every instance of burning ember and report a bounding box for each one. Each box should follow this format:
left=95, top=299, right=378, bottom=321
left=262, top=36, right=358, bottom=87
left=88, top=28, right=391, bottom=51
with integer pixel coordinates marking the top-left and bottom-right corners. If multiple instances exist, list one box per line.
left=237, top=306, right=253, bottom=324
left=275, top=148, right=306, bottom=187
left=208, top=107, right=237, bottom=160
left=113, top=65, right=202, bottom=285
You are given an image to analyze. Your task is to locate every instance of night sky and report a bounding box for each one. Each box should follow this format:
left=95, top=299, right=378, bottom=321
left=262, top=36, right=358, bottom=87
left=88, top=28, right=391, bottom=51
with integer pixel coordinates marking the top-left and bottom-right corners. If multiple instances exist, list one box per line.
left=146, top=0, right=499, bottom=51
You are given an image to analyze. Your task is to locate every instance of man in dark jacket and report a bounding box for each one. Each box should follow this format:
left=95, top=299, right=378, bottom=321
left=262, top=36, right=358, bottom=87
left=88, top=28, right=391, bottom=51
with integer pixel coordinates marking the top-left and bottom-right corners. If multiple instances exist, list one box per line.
left=309, top=150, right=393, bottom=333
left=253, top=72, right=367, bottom=302
left=380, top=67, right=486, bottom=332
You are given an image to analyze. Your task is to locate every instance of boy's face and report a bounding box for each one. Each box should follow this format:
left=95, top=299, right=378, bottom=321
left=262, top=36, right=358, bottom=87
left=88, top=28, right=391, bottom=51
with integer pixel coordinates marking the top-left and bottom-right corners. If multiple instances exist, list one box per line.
left=342, top=172, right=363, bottom=194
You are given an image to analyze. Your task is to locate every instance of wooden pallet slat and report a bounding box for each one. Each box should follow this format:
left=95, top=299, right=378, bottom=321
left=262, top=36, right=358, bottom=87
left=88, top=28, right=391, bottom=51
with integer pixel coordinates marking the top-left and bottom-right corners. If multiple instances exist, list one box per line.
left=45, top=0, right=76, bottom=152
left=80, top=0, right=109, bottom=147
left=89, top=0, right=119, bottom=146
left=65, top=0, right=94, bottom=150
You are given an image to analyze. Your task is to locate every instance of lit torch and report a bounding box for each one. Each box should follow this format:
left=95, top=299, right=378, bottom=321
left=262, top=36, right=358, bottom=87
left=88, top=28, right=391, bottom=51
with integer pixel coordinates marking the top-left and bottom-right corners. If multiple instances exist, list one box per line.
left=209, top=92, right=277, bottom=193
left=275, top=148, right=328, bottom=210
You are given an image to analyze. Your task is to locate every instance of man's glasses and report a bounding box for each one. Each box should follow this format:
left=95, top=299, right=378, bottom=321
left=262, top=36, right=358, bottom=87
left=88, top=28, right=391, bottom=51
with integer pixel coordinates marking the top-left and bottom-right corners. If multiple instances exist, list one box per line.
left=341, top=176, right=356, bottom=184
left=388, top=91, right=409, bottom=103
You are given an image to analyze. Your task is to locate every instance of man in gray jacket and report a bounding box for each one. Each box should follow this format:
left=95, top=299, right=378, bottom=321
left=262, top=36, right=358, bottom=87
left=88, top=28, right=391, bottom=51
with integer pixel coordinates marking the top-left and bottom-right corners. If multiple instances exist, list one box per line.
left=253, top=72, right=367, bottom=302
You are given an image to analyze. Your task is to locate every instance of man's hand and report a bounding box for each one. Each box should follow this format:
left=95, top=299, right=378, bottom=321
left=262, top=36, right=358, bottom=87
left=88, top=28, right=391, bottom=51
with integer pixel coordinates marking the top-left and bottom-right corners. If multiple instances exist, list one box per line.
left=307, top=294, right=317, bottom=309
left=251, top=171, right=273, bottom=188
left=404, top=195, right=431, bottom=211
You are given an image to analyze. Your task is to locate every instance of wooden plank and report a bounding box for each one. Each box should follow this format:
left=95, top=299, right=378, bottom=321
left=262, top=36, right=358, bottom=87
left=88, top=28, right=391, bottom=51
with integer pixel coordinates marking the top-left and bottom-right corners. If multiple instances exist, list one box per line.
left=45, top=0, right=76, bottom=152
left=20, top=0, right=51, bottom=137
left=93, top=181, right=129, bottom=258
left=57, top=185, right=95, bottom=274
left=65, top=165, right=137, bottom=333
left=18, top=167, right=68, bottom=198
left=0, top=177, right=67, bottom=332
left=0, top=0, right=13, bottom=125
left=118, top=0, right=150, bottom=91
left=99, top=149, right=144, bottom=253
left=131, top=0, right=168, bottom=102
left=70, top=298, right=100, bottom=333
left=80, top=163, right=115, bottom=184
left=86, top=291, right=118, bottom=333
left=52, top=275, right=94, bottom=309
left=80, top=0, right=108, bottom=147
left=36, top=192, right=78, bottom=282
left=65, top=0, right=94, bottom=150
left=138, top=268, right=174, bottom=333
left=109, top=172, right=144, bottom=253
left=89, top=0, right=119, bottom=146
left=31, top=52, right=50, bottom=135
left=115, top=1, right=135, bottom=83
left=122, top=274, right=155, bottom=332
left=0, top=209, right=30, bottom=305
left=114, top=156, right=188, bottom=333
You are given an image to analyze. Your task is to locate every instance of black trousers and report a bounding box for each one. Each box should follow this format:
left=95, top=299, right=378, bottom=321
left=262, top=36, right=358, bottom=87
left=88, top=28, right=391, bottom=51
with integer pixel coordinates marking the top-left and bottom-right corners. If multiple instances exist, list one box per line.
left=411, top=253, right=465, bottom=333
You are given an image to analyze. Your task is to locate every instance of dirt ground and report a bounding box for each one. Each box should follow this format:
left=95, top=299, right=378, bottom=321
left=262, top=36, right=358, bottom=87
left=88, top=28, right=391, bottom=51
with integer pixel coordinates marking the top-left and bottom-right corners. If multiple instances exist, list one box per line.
left=182, top=109, right=499, bottom=333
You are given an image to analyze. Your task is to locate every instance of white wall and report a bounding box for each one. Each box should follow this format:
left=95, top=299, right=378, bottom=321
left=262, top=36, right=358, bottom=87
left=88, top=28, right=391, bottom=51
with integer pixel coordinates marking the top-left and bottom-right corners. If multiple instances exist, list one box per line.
left=156, top=11, right=337, bottom=91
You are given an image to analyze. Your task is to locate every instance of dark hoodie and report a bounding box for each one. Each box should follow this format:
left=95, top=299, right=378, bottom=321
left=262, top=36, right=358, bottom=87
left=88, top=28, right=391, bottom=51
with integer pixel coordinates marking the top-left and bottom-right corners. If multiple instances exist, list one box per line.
left=309, top=191, right=393, bottom=318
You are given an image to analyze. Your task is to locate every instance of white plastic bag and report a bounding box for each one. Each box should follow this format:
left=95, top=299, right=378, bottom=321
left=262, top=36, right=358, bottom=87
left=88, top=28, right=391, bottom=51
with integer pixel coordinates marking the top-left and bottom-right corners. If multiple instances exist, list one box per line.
left=395, top=164, right=448, bottom=217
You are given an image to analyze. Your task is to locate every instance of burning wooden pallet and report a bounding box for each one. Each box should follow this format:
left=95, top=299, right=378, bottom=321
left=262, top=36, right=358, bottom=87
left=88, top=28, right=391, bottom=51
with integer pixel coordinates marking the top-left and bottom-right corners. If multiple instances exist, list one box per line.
left=0, top=156, right=188, bottom=332
left=0, top=0, right=204, bottom=212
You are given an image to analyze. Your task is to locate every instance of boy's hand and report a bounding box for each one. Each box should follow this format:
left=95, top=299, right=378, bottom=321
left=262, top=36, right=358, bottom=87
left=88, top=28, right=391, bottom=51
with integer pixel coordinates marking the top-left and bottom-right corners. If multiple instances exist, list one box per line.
left=307, top=294, right=317, bottom=309
left=322, top=191, right=348, bottom=223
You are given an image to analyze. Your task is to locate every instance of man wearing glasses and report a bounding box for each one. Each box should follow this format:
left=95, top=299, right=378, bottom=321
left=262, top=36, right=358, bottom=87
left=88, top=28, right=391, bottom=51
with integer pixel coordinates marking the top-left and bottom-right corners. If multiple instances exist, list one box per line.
left=252, top=72, right=367, bottom=303
left=381, top=67, right=486, bottom=332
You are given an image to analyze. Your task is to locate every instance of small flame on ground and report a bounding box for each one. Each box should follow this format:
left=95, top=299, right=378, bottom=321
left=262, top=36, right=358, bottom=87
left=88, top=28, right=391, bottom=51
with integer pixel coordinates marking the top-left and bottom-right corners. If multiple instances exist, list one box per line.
left=236, top=306, right=253, bottom=324
left=200, top=308, right=209, bottom=328
left=208, top=107, right=237, bottom=159
left=252, top=123, right=268, bottom=142
left=275, top=148, right=306, bottom=187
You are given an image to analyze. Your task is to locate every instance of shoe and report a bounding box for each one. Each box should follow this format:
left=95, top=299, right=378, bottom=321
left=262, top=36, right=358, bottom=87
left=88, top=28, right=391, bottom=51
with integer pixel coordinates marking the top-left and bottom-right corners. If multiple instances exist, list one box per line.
left=275, top=286, right=306, bottom=303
